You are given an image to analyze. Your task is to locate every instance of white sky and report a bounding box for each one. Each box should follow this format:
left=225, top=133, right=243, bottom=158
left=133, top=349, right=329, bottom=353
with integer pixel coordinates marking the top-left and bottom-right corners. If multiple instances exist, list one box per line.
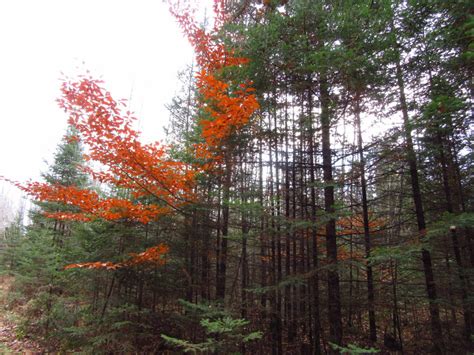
left=0, top=0, right=199, bottom=215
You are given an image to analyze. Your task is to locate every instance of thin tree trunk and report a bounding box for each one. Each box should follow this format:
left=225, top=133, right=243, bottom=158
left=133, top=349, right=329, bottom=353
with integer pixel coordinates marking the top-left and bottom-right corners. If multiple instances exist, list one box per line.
left=450, top=226, right=473, bottom=345
left=395, top=58, right=444, bottom=353
left=320, top=74, right=343, bottom=347
left=216, top=155, right=232, bottom=300
left=355, top=93, right=377, bottom=342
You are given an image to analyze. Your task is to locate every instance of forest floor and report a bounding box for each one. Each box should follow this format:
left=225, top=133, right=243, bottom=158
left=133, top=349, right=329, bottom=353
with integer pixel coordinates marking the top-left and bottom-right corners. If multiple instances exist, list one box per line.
left=0, top=275, right=43, bottom=354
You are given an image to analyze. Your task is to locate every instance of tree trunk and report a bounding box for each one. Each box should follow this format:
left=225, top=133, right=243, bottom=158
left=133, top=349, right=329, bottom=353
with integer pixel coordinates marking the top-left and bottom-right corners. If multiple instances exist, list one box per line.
left=395, top=58, right=444, bottom=353
left=320, top=74, right=343, bottom=347
left=216, top=153, right=232, bottom=300
left=355, top=93, right=377, bottom=342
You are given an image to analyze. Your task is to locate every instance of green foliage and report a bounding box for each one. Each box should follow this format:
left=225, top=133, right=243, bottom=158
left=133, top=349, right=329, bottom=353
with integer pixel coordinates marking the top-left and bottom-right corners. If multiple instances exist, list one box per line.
left=329, top=342, right=379, bottom=354
left=76, top=303, right=155, bottom=354
left=178, top=299, right=228, bottom=319
left=162, top=300, right=262, bottom=354
left=247, top=273, right=307, bottom=295
left=43, top=127, right=87, bottom=187
left=161, top=334, right=215, bottom=353
left=426, top=212, right=474, bottom=239
left=200, top=316, right=248, bottom=334
left=370, top=243, right=421, bottom=264
left=0, top=211, right=25, bottom=271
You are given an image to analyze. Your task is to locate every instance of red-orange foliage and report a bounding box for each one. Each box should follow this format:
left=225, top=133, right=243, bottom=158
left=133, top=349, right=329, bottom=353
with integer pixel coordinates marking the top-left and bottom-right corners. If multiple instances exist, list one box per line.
left=59, top=77, right=197, bottom=205
left=170, top=0, right=259, bottom=160
left=337, top=213, right=386, bottom=236
left=3, top=1, right=259, bottom=270
left=8, top=76, right=197, bottom=225
left=7, top=79, right=186, bottom=268
left=21, top=182, right=169, bottom=224
left=64, top=244, right=169, bottom=270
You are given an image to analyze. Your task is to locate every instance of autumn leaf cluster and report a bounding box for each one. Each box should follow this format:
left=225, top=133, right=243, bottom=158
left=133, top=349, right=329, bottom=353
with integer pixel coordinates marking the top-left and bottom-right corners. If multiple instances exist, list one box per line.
left=4, top=0, right=259, bottom=270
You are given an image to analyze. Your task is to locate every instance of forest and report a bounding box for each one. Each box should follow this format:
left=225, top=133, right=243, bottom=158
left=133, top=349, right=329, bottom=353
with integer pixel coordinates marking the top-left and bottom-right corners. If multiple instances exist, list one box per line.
left=0, top=0, right=472, bottom=353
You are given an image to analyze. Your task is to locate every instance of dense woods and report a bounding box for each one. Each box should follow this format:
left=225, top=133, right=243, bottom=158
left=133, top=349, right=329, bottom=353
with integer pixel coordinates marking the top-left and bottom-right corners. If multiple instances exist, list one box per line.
left=0, top=0, right=472, bottom=353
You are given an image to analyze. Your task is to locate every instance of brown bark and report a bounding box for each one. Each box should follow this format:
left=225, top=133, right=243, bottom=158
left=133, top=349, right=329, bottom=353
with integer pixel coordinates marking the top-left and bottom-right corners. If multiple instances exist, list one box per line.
left=320, top=74, right=343, bottom=347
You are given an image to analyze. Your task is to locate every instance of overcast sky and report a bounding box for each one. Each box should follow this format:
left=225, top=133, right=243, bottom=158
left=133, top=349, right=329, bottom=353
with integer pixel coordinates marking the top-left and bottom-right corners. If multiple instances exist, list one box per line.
left=0, top=0, right=198, bottom=214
